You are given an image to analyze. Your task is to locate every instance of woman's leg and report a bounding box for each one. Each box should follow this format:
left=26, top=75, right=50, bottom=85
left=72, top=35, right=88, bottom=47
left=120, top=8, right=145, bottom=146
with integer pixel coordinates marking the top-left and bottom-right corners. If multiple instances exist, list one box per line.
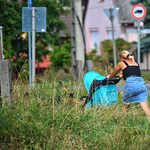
left=140, top=101, right=150, bottom=120
left=123, top=104, right=131, bottom=112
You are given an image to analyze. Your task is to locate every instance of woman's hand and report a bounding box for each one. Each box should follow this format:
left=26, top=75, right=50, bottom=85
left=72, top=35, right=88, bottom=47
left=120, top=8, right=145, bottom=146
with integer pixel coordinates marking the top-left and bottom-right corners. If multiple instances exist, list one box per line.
left=118, top=74, right=123, bottom=78
left=107, top=74, right=110, bottom=78
left=107, top=74, right=123, bottom=79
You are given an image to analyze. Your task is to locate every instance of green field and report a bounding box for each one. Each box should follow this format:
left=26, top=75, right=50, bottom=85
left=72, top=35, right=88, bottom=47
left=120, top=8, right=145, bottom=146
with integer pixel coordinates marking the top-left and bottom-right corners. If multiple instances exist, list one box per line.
left=0, top=76, right=150, bottom=149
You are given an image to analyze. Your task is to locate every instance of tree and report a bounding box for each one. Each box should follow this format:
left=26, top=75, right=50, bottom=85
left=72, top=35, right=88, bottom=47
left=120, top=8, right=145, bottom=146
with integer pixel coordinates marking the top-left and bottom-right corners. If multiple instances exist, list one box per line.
left=0, top=0, right=70, bottom=74
left=50, top=39, right=71, bottom=70
left=100, top=38, right=135, bottom=67
left=131, top=0, right=150, bottom=52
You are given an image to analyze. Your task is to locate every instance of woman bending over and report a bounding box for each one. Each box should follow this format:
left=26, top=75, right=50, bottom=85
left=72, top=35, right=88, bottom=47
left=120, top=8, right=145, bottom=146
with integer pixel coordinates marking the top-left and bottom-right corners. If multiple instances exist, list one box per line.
left=107, top=50, right=150, bottom=120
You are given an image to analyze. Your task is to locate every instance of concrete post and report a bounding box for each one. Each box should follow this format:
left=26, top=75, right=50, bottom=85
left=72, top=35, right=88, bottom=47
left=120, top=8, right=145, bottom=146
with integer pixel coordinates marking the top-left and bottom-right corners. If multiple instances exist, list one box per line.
left=70, top=0, right=77, bottom=77
left=71, top=0, right=85, bottom=79
left=0, top=60, right=13, bottom=105
left=86, top=60, right=94, bottom=72
left=75, top=0, right=85, bottom=74
left=77, top=60, right=83, bottom=79
left=0, top=29, right=2, bottom=60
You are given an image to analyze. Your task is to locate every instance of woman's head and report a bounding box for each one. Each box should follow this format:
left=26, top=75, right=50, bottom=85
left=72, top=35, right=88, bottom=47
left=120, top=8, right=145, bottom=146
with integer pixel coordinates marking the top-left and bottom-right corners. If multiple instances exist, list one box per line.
left=119, top=50, right=134, bottom=62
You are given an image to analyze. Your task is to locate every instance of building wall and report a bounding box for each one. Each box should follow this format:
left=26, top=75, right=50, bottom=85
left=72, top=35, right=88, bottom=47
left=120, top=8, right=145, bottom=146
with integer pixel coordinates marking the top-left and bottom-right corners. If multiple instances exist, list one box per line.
left=140, top=51, right=150, bottom=70
left=84, top=0, right=138, bottom=55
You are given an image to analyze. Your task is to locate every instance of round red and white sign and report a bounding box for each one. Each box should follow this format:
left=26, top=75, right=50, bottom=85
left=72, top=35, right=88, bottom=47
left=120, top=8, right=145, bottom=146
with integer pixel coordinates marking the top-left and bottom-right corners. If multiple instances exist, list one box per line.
left=131, top=4, right=146, bottom=20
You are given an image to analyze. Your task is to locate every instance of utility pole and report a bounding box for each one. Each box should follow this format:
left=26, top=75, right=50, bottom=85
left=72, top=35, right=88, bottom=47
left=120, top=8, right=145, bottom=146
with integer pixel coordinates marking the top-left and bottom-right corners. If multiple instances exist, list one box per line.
left=109, top=8, right=117, bottom=68
left=70, top=0, right=77, bottom=77
left=0, top=26, right=3, bottom=60
left=32, top=7, right=36, bottom=85
left=71, top=0, right=85, bottom=79
left=0, top=28, right=2, bottom=60
left=137, top=20, right=141, bottom=65
left=28, top=0, right=32, bottom=88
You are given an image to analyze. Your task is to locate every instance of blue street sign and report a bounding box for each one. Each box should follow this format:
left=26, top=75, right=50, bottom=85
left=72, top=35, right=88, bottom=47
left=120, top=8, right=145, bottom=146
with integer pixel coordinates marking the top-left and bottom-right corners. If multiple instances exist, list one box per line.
left=126, top=29, right=137, bottom=33
left=35, top=7, right=47, bottom=32
left=103, top=8, right=119, bottom=20
left=127, top=29, right=150, bottom=34
left=140, top=29, right=150, bottom=34
left=22, top=7, right=32, bottom=32
left=28, top=0, right=32, bottom=7
left=22, top=7, right=46, bottom=32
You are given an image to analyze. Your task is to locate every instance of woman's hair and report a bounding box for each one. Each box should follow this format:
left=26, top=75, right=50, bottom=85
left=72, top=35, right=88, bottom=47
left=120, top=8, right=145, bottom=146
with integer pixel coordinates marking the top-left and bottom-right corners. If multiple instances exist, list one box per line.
left=119, top=50, right=135, bottom=62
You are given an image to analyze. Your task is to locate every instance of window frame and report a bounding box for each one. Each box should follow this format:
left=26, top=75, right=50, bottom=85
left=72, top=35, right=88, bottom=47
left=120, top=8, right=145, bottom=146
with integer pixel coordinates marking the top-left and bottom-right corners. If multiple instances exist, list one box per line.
left=89, top=28, right=99, bottom=52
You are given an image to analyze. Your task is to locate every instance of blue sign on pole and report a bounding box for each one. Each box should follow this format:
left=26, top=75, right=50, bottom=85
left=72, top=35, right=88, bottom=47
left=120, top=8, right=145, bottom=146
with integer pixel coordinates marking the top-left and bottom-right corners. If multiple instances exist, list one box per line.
left=103, top=8, right=119, bottom=20
left=28, top=0, right=32, bottom=7
left=22, top=7, right=47, bottom=32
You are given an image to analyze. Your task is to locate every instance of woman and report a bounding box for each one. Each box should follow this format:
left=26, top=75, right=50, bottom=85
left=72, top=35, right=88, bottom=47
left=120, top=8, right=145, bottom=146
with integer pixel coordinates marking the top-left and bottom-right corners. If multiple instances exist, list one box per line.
left=107, top=50, right=150, bottom=120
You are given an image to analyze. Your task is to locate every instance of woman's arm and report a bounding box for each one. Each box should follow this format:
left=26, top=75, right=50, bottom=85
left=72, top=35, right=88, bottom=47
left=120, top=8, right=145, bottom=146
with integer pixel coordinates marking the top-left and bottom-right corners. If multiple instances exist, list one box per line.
left=107, top=62, right=122, bottom=79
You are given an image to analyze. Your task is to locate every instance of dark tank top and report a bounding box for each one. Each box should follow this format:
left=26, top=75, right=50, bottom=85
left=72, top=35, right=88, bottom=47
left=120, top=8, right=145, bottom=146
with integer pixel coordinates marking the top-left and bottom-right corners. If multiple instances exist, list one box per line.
left=122, top=61, right=141, bottom=80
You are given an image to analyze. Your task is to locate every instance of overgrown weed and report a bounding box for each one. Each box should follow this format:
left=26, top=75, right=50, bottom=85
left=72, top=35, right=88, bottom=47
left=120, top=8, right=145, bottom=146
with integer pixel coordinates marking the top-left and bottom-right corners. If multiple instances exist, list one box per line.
left=0, top=69, right=150, bottom=149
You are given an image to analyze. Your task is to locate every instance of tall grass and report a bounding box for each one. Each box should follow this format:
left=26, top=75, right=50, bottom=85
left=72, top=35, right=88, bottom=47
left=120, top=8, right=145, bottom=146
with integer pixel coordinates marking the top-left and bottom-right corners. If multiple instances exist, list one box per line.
left=0, top=71, right=150, bottom=149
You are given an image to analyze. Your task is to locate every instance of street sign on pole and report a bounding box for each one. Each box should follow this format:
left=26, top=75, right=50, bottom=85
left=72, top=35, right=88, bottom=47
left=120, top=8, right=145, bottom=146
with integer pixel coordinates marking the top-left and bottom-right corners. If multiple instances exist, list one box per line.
left=22, top=7, right=46, bottom=87
left=131, top=4, right=146, bottom=66
left=131, top=4, right=146, bottom=20
left=127, top=29, right=150, bottom=34
left=103, top=8, right=119, bottom=68
left=103, top=7, right=119, bottom=20
left=22, top=7, right=47, bottom=32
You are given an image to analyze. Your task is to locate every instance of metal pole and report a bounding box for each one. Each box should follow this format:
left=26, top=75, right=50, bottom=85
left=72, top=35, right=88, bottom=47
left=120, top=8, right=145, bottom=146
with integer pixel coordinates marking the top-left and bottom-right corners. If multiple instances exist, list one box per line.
left=0, top=26, right=3, bottom=60
left=109, top=8, right=117, bottom=68
left=70, top=0, right=77, bottom=77
left=0, top=27, right=2, bottom=60
left=137, top=20, right=140, bottom=65
left=28, top=0, right=32, bottom=88
left=32, top=7, right=36, bottom=86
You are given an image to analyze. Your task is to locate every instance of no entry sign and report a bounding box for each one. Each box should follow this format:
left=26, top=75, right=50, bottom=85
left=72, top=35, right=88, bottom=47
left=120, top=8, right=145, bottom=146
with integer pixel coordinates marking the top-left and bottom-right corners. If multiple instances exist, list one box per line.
left=131, top=4, right=146, bottom=20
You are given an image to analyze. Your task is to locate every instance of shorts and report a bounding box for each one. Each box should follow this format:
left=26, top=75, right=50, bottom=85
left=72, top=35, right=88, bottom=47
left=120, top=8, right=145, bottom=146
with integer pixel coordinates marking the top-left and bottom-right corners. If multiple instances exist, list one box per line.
left=123, top=77, right=147, bottom=104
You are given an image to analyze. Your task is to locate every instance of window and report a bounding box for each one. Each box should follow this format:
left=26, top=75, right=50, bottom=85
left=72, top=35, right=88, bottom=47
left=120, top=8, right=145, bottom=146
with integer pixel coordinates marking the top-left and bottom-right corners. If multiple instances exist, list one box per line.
left=106, top=27, right=116, bottom=40
left=90, top=28, right=99, bottom=51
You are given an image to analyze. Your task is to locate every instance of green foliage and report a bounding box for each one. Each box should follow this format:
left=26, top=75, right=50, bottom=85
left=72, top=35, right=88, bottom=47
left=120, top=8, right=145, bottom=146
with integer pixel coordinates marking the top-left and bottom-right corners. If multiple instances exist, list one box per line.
left=17, top=62, right=30, bottom=83
left=141, top=71, right=150, bottom=80
left=86, top=50, right=101, bottom=68
left=0, top=0, right=70, bottom=74
left=0, top=79, right=150, bottom=149
left=100, top=38, right=135, bottom=67
left=50, top=39, right=71, bottom=70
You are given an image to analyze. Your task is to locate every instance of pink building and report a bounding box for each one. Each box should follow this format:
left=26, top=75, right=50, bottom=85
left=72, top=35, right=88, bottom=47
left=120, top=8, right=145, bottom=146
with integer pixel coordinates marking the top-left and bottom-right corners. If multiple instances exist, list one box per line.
left=84, top=0, right=137, bottom=55
left=61, top=0, right=149, bottom=70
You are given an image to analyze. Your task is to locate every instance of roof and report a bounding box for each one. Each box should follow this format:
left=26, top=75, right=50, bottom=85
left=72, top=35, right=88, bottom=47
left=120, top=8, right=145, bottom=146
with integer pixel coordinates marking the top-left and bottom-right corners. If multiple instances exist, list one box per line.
left=113, top=0, right=137, bottom=23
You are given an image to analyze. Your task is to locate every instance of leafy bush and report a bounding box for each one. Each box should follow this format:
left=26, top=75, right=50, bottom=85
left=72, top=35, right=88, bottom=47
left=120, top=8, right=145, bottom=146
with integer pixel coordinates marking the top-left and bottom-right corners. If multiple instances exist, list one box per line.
left=100, top=38, right=135, bottom=67
left=141, top=71, right=150, bottom=81
left=50, top=39, right=71, bottom=71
